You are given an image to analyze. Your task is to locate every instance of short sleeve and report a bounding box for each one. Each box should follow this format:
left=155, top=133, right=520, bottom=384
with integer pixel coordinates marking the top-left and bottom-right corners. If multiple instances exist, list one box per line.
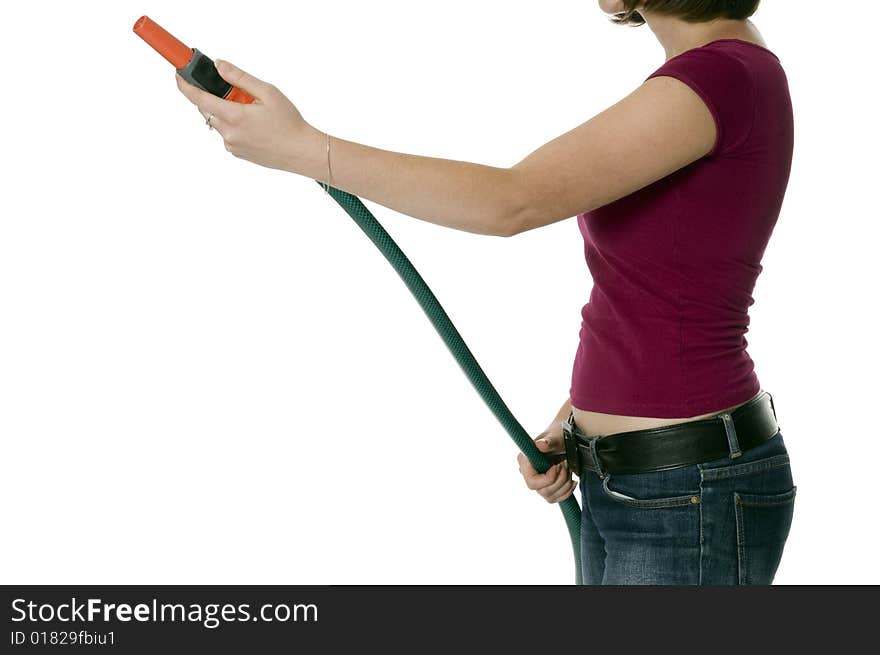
left=645, top=46, right=756, bottom=158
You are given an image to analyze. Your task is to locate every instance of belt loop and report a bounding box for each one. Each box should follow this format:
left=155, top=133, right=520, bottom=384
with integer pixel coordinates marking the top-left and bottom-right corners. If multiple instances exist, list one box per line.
left=767, top=391, right=777, bottom=421
left=589, top=436, right=607, bottom=479
left=561, top=418, right=581, bottom=475
left=561, top=410, right=575, bottom=438
left=719, top=412, right=742, bottom=459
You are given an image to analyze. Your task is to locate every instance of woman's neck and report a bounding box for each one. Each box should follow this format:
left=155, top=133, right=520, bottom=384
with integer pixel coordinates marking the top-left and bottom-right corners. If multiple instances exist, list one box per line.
left=641, top=12, right=766, bottom=61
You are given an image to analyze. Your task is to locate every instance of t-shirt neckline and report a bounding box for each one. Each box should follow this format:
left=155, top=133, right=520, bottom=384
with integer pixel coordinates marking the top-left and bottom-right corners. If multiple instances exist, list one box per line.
left=695, top=37, right=780, bottom=61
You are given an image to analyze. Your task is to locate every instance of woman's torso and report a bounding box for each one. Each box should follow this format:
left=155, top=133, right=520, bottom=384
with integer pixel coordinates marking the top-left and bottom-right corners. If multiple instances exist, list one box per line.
left=571, top=28, right=782, bottom=438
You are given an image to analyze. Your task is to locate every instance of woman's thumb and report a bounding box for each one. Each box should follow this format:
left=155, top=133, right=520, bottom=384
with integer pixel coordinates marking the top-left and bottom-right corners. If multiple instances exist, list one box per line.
left=215, top=59, right=271, bottom=98
left=535, top=435, right=553, bottom=449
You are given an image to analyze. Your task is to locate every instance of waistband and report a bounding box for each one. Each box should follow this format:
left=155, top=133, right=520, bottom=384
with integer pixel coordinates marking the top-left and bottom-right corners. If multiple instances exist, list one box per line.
left=560, top=390, right=780, bottom=478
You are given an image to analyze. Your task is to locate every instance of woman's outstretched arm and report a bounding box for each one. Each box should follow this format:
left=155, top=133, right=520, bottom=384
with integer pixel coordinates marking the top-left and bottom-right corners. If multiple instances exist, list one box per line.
left=176, top=61, right=524, bottom=238
left=176, top=59, right=716, bottom=238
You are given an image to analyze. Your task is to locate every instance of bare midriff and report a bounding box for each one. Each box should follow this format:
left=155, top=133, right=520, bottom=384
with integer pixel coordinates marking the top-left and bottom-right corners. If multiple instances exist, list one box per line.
left=570, top=389, right=763, bottom=438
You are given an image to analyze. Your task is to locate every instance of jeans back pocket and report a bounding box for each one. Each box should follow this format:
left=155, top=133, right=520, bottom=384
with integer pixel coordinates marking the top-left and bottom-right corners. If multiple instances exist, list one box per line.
left=734, top=485, right=797, bottom=584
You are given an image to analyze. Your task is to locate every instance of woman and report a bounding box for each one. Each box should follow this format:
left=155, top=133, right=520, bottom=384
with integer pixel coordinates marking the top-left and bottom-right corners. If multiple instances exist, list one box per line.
left=175, top=0, right=796, bottom=585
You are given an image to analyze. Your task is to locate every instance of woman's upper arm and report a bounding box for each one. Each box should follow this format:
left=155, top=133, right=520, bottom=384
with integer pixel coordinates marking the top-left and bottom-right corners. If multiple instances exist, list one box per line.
left=507, top=49, right=753, bottom=235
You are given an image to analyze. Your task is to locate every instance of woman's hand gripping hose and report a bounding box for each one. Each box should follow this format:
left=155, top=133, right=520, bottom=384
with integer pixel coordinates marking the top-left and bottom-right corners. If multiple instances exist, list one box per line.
left=519, top=422, right=578, bottom=504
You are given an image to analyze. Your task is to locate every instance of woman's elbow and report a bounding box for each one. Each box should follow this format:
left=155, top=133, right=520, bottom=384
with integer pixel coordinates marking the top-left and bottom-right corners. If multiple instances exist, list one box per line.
left=493, top=172, right=531, bottom=237
left=494, top=212, right=521, bottom=238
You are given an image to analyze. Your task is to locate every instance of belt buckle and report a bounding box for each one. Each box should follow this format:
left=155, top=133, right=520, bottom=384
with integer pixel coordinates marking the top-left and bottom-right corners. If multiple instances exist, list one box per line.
left=562, top=418, right=582, bottom=475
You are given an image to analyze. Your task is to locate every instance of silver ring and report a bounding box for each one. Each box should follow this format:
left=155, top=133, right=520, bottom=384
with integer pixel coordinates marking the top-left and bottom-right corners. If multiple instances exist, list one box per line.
left=205, top=112, right=214, bottom=130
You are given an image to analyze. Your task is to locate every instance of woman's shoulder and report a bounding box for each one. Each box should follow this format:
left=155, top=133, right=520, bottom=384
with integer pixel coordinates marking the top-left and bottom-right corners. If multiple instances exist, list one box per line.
left=647, top=38, right=781, bottom=80
left=644, top=38, right=786, bottom=158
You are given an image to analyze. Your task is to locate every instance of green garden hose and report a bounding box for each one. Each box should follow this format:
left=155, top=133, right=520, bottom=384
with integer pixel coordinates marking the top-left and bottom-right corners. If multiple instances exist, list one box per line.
left=132, top=14, right=583, bottom=584
left=316, top=181, right=584, bottom=585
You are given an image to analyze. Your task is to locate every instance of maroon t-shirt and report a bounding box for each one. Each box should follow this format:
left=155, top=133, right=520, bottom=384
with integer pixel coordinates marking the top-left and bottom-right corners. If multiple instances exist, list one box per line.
left=569, top=39, right=794, bottom=417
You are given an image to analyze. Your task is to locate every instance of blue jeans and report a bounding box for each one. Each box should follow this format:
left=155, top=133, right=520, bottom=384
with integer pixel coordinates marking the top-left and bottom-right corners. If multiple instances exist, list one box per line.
left=577, top=428, right=797, bottom=585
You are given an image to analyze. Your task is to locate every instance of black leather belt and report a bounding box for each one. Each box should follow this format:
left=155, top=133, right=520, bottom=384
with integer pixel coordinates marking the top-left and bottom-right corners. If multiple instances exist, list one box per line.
left=556, top=390, right=780, bottom=477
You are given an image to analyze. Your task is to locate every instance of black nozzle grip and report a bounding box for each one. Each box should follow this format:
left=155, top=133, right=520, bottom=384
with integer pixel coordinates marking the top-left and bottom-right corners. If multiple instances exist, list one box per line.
left=177, top=48, right=232, bottom=99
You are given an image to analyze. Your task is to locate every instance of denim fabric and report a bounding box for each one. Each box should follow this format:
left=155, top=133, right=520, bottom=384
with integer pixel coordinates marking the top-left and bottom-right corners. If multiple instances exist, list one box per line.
left=577, top=428, right=796, bottom=585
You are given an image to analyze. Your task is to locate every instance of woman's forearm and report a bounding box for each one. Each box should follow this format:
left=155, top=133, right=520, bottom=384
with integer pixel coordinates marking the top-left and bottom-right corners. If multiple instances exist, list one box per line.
left=288, top=125, right=526, bottom=237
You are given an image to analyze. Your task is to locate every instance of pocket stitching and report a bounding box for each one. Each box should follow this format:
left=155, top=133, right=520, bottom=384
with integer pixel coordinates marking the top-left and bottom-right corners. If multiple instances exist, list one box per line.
left=735, top=492, right=747, bottom=584
left=600, top=474, right=700, bottom=509
left=700, top=453, right=790, bottom=481
left=734, top=487, right=797, bottom=585
left=736, top=486, right=797, bottom=507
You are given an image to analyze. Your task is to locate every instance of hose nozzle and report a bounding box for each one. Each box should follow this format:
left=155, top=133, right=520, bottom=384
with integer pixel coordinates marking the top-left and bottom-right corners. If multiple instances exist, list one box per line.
left=132, top=15, right=255, bottom=104
left=133, top=15, right=192, bottom=69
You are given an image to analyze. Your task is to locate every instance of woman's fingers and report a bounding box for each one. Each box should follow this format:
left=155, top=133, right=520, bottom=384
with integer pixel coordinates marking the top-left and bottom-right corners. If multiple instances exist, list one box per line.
left=517, top=429, right=578, bottom=504
left=535, top=431, right=562, bottom=454
left=214, top=59, right=274, bottom=102
left=517, top=452, right=556, bottom=489
left=175, top=73, right=243, bottom=124
left=515, top=425, right=578, bottom=504
left=195, top=107, right=227, bottom=134
left=539, top=465, right=573, bottom=500
left=517, top=452, right=567, bottom=491
left=545, top=479, right=578, bottom=504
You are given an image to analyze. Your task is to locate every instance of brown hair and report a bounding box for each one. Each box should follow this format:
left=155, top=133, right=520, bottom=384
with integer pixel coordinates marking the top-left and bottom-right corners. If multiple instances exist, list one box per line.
left=609, top=0, right=761, bottom=26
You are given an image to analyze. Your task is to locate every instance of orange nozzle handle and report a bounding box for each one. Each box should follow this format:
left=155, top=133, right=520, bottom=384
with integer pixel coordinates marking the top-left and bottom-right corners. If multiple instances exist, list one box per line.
left=133, top=15, right=193, bottom=70
left=225, top=87, right=255, bottom=104
left=133, top=15, right=255, bottom=104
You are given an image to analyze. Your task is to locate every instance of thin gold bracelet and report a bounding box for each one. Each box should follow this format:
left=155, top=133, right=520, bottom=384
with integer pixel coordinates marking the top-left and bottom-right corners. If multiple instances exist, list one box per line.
left=323, top=131, right=333, bottom=194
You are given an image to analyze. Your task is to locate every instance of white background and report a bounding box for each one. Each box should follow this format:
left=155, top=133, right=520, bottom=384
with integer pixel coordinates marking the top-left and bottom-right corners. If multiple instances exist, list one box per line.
left=1, top=1, right=876, bottom=585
